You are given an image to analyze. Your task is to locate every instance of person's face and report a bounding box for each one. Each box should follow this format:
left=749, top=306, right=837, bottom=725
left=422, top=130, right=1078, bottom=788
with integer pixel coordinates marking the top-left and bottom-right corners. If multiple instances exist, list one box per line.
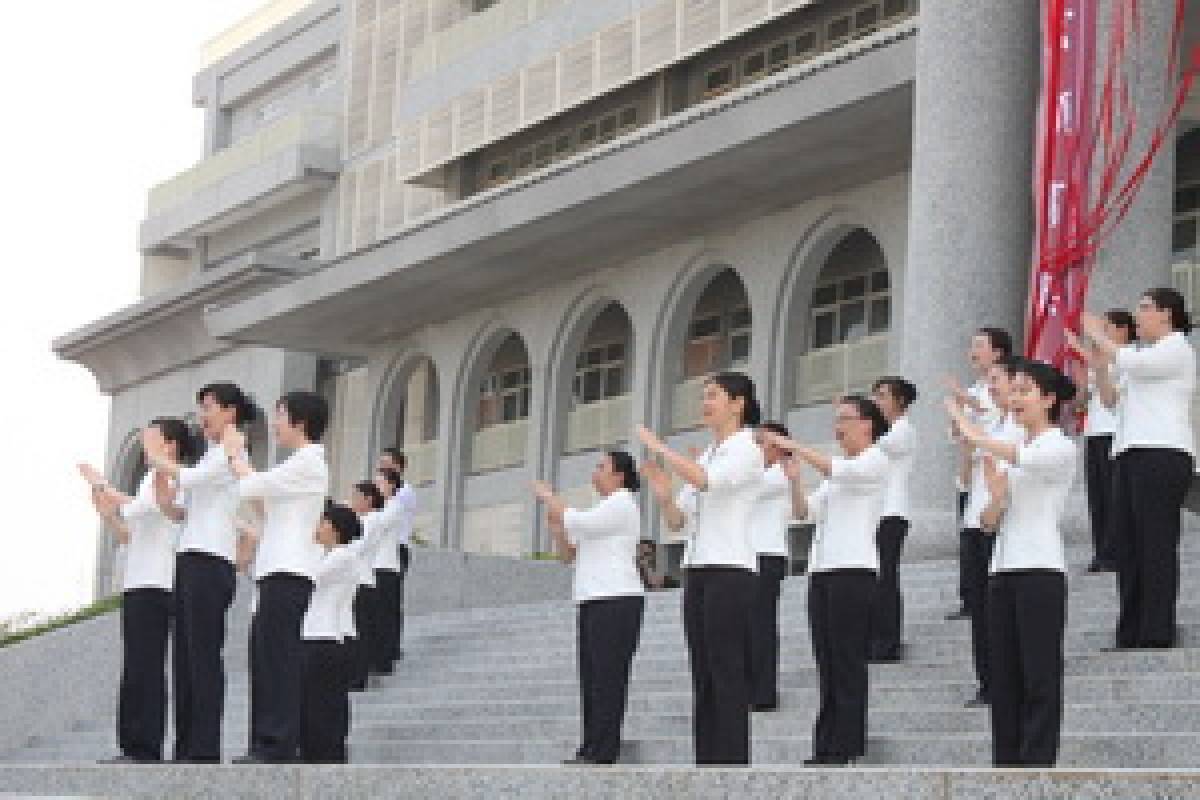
left=1104, top=318, right=1131, bottom=346
left=871, top=384, right=901, bottom=420
left=272, top=403, right=306, bottom=449
left=379, top=453, right=398, bottom=473
left=373, top=473, right=394, bottom=499
left=149, top=424, right=179, bottom=462
left=198, top=393, right=236, bottom=442
left=348, top=489, right=371, bottom=516
left=316, top=518, right=339, bottom=547
left=701, top=381, right=743, bottom=431
left=834, top=402, right=873, bottom=455
left=968, top=334, right=998, bottom=372
left=1134, top=295, right=1171, bottom=341
left=753, top=428, right=784, bottom=465
left=986, top=364, right=1013, bottom=409
left=592, top=456, right=622, bottom=495
left=1010, top=373, right=1054, bottom=430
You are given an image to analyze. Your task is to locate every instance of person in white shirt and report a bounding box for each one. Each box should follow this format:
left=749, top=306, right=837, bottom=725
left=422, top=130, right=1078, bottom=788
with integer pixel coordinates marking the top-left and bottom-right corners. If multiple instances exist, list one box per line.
left=300, top=503, right=363, bottom=764
left=956, top=357, right=1024, bottom=709
left=222, top=390, right=330, bottom=764
left=867, top=377, right=918, bottom=664
left=947, top=358, right=1078, bottom=767
left=79, top=417, right=196, bottom=764
left=765, top=395, right=890, bottom=767
left=143, top=382, right=258, bottom=763
left=532, top=450, right=645, bottom=766
left=639, top=372, right=765, bottom=766
left=1077, top=288, right=1197, bottom=648
left=378, top=448, right=416, bottom=662
left=746, top=421, right=793, bottom=712
left=1068, top=309, right=1135, bottom=573
left=346, top=481, right=386, bottom=691
left=369, top=466, right=405, bottom=674
left=944, top=328, right=1013, bottom=620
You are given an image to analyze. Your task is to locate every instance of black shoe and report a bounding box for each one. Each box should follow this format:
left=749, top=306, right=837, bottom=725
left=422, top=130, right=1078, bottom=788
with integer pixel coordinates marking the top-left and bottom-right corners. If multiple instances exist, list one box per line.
left=965, top=689, right=990, bottom=708
left=804, top=754, right=852, bottom=767
left=751, top=702, right=778, bottom=712
left=232, top=753, right=272, bottom=765
left=562, top=755, right=609, bottom=766
left=868, top=647, right=903, bottom=663
left=945, top=608, right=969, bottom=621
left=1086, top=560, right=1103, bottom=573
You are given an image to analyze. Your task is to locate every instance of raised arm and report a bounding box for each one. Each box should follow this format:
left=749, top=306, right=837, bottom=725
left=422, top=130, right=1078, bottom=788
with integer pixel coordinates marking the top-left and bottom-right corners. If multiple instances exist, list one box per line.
left=944, top=398, right=1018, bottom=466
left=640, top=460, right=687, bottom=533
left=780, top=455, right=809, bottom=521
left=636, top=426, right=709, bottom=490
left=761, top=431, right=833, bottom=478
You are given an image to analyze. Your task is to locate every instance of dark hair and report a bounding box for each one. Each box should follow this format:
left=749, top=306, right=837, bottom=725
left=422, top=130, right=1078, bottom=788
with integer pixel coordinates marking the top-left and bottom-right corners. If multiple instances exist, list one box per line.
left=1104, top=309, right=1137, bottom=342
left=277, top=391, right=329, bottom=442
left=377, top=467, right=404, bottom=493
left=606, top=450, right=641, bottom=492
left=990, top=354, right=1023, bottom=378
left=1143, top=287, right=1192, bottom=334
left=196, top=382, right=259, bottom=425
left=758, top=421, right=790, bottom=439
left=976, top=327, right=1014, bottom=358
left=354, top=480, right=385, bottom=511
left=838, top=394, right=889, bottom=441
left=871, top=376, right=918, bottom=410
left=322, top=502, right=363, bottom=545
left=704, top=372, right=762, bottom=427
left=1013, top=359, right=1077, bottom=424
left=382, top=447, right=408, bottom=470
left=149, top=417, right=199, bottom=466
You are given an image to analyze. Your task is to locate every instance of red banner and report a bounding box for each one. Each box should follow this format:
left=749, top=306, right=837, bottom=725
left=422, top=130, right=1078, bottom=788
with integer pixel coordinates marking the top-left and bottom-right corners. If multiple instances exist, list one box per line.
left=1026, top=0, right=1200, bottom=368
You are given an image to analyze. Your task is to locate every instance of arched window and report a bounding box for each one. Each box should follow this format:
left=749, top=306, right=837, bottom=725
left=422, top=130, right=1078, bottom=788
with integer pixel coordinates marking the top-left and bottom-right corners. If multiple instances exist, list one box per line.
left=673, top=268, right=752, bottom=429
left=565, top=303, right=634, bottom=452
left=471, top=332, right=532, bottom=472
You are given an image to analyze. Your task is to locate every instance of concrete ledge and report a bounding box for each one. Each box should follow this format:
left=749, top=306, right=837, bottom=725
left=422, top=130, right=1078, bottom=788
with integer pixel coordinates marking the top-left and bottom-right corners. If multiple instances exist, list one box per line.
left=3, top=765, right=1200, bottom=800
left=405, top=549, right=571, bottom=617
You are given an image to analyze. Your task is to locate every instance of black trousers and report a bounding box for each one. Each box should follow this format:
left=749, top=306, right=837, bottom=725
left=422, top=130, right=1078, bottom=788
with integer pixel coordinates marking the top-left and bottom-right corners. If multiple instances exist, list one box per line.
left=249, top=573, right=314, bottom=761
left=577, top=595, right=645, bottom=763
left=963, top=527, right=996, bottom=694
left=987, top=570, right=1067, bottom=767
left=1113, top=448, right=1194, bottom=648
left=683, top=566, right=756, bottom=765
left=349, top=585, right=376, bottom=689
left=808, top=569, right=875, bottom=760
left=372, top=570, right=400, bottom=674
left=395, top=545, right=410, bottom=659
left=300, top=640, right=351, bottom=763
left=868, top=518, right=908, bottom=659
left=749, top=555, right=788, bottom=707
left=1084, top=435, right=1117, bottom=566
left=118, top=588, right=171, bottom=761
left=956, top=491, right=969, bottom=609
left=172, top=551, right=235, bottom=762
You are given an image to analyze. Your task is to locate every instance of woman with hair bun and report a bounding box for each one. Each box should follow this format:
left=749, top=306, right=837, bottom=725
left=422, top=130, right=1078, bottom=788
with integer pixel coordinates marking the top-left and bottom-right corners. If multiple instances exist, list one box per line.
left=946, top=359, right=1078, bottom=767
left=1077, top=288, right=1196, bottom=649
left=532, top=450, right=645, bottom=766
left=142, top=381, right=259, bottom=763
left=80, top=417, right=197, bottom=763
left=638, top=371, right=764, bottom=766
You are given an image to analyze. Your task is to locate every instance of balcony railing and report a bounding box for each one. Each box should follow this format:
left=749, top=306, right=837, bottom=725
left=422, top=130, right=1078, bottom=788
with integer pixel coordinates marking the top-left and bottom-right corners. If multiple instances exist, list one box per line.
left=470, top=419, right=529, bottom=472
left=407, top=0, right=567, bottom=80
left=200, top=0, right=318, bottom=68
left=565, top=394, right=631, bottom=453
left=147, top=110, right=340, bottom=215
left=795, top=334, right=889, bottom=407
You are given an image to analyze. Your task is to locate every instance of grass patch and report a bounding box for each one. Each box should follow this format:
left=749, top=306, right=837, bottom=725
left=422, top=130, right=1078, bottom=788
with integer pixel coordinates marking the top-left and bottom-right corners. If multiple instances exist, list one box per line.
left=0, top=594, right=122, bottom=649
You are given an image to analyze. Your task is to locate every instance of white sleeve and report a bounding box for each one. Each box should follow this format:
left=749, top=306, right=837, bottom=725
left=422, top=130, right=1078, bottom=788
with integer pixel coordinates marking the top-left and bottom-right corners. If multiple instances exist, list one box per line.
left=1014, top=435, right=1077, bottom=478
left=1115, top=338, right=1191, bottom=381
left=564, top=496, right=632, bottom=543
left=239, top=452, right=327, bottom=500
left=829, top=448, right=889, bottom=487
left=876, top=419, right=914, bottom=460
left=805, top=482, right=830, bottom=525
left=704, top=437, right=764, bottom=492
left=119, top=476, right=159, bottom=521
left=177, top=452, right=231, bottom=491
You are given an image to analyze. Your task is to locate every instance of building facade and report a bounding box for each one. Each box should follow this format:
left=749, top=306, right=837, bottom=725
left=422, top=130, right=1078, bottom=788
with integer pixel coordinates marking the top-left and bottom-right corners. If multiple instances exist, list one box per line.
left=56, top=0, right=1200, bottom=595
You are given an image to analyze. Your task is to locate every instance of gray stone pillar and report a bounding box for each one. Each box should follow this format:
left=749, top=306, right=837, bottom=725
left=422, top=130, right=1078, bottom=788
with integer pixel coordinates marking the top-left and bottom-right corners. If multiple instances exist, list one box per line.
left=1089, top=0, right=1178, bottom=312
left=899, top=1, right=1041, bottom=556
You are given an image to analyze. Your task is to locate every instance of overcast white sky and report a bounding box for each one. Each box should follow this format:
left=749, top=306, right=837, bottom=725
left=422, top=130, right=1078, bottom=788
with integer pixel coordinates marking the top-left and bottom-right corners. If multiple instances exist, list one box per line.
left=0, top=1, right=264, bottom=618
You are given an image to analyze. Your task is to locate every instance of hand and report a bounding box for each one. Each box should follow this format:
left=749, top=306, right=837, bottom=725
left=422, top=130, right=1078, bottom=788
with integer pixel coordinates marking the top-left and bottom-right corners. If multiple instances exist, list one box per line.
left=941, top=375, right=968, bottom=405
left=77, top=463, right=106, bottom=488
left=221, top=424, right=247, bottom=458
left=636, top=425, right=664, bottom=455
left=640, top=460, right=673, bottom=501
left=530, top=480, right=555, bottom=503
left=1080, top=312, right=1107, bottom=342
left=982, top=455, right=1008, bottom=504
left=1064, top=329, right=1090, bottom=361
left=141, top=426, right=166, bottom=460
left=781, top=455, right=803, bottom=483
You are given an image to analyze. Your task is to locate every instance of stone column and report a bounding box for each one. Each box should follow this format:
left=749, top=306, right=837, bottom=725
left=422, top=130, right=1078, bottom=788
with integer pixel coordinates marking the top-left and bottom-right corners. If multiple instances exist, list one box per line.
left=899, top=1, right=1041, bottom=556
left=1089, top=0, right=1179, bottom=312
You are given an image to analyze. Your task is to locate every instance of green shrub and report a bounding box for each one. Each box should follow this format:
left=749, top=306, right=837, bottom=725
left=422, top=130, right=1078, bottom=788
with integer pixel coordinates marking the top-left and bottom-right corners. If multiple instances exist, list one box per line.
left=0, top=594, right=122, bottom=649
